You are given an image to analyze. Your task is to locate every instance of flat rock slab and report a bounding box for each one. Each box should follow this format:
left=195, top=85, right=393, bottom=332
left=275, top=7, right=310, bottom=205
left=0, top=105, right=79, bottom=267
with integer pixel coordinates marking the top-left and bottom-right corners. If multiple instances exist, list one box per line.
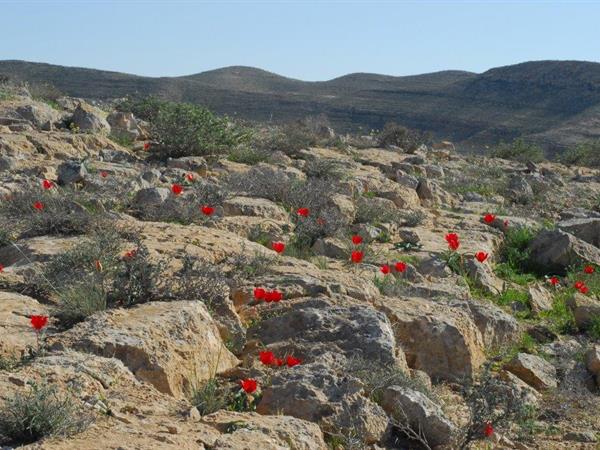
left=50, top=301, right=239, bottom=397
left=0, top=291, right=49, bottom=358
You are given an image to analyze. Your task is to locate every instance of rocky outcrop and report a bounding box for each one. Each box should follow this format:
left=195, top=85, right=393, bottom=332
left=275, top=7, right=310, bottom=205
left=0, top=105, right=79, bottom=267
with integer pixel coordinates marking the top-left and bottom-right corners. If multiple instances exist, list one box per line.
left=528, top=229, right=600, bottom=272
left=504, top=353, right=558, bottom=391
left=50, top=301, right=239, bottom=397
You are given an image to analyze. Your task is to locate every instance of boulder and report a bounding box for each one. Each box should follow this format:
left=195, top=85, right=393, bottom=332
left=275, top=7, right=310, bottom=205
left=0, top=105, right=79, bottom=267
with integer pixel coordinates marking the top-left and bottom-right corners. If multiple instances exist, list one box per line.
left=528, top=229, right=600, bottom=272
left=133, top=187, right=171, bottom=208
left=504, top=353, right=557, bottom=391
left=70, top=102, right=110, bottom=133
left=528, top=282, right=554, bottom=315
left=507, top=175, right=534, bottom=204
left=464, top=258, right=504, bottom=295
left=50, top=301, right=239, bottom=398
left=166, top=156, right=208, bottom=176
left=223, top=196, right=288, bottom=221
left=311, top=237, right=348, bottom=259
left=0, top=291, right=49, bottom=358
left=566, top=293, right=600, bottom=330
left=251, top=297, right=405, bottom=368
left=201, top=411, right=327, bottom=450
left=584, top=345, right=600, bottom=387
left=106, top=111, right=146, bottom=141
left=416, top=179, right=456, bottom=208
left=558, top=217, right=600, bottom=248
left=375, top=297, right=485, bottom=381
left=257, top=359, right=389, bottom=444
left=57, top=160, right=88, bottom=185
left=16, top=103, right=61, bottom=129
left=380, top=386, right=455, bottom=447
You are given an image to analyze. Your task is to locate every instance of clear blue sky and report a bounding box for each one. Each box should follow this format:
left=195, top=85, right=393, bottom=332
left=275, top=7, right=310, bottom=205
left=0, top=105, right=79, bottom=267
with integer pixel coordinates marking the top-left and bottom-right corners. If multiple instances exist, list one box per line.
left=2, top=1, right=599, bottom=80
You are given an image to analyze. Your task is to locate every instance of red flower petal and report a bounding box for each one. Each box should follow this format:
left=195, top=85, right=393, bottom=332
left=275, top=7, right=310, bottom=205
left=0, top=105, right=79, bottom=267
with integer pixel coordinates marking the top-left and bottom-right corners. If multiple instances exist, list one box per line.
left=240, top=378, right=258, bottom=393
left=171, top=184, right=183, bottom=195
left=351, top=251, right=363, bottom=263
left=272, top=241, right=285, bottom=253
left=351, top=235, right=363, bottom=245
left=30, top=315, right=48, bottom=331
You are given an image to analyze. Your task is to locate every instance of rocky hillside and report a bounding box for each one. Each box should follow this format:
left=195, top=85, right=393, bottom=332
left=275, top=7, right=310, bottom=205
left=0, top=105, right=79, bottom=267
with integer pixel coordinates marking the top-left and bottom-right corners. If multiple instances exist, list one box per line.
left=3, top=59, right=600, bottom=151
left=0, top=88, right=599, bottom=449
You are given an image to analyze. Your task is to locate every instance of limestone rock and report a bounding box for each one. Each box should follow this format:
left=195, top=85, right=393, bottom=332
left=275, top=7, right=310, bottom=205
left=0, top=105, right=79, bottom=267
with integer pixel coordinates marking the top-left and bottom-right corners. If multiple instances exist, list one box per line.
left=0, top=291, right=49, bottom=358
left=223, top=196, right=288, bottom=221
left=70, top=102, right=110, bottom=133
left=50, top=301, right=239, bottom=397
left=528, top=229, right=600, bottom=272
left=504, top=353, right=558, bottom=391
left=380, top=385, right=455, bottom=447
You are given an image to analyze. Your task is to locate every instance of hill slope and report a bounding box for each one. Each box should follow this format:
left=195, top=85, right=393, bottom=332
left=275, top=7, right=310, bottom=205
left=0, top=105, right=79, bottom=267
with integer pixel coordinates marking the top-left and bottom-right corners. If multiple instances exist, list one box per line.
left=2, top=59, right=600, bottom=150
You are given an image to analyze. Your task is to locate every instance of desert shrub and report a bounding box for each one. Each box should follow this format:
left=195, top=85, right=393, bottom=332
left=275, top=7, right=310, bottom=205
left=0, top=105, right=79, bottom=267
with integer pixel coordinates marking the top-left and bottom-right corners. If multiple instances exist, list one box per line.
left=400, top=209, right=426, bottom=227
left=227, top=164, right=294, bottom=203
left=109, top=241, right=164, bottom=307
left=115, top=95, right=164, bottom=122
left=355, top=196, right=402, bottom=225
left=56, top=282, right=107, bottom=327
left=166, top=255, right=228, bottom=310
left=453, top=362, right=531, bottom=449
left=0, top=187, right=102, bottom=238
left=490, top=138, right=545, bottom=163
left=303, top=158, right=345, bottom=180
left=150, top=102, right=251, bottom=159
left=560, top=141, right=600, bottom=167
left=227, top=145, right=270, bottom=165
left=541, top=290, right=577, bottom=334
left=190, top=378, right=230, bottom=416
left=134, top=179, right=228, bottom=224
left=0, top=381, right=92, bottom=446
left=251, top=120, right=320, bottom=156
left=495, top=226, right=540, bottom=278
left=377, top=122, right=427, bottom=152
left=27, top=81, right=63, bottom=107
left=228, top=247, right=275, bottom=280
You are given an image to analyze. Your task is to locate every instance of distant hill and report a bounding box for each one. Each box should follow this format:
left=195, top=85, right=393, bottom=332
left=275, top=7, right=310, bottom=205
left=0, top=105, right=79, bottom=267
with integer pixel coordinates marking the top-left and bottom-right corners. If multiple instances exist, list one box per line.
left=2, top=59, right=600, bottom=152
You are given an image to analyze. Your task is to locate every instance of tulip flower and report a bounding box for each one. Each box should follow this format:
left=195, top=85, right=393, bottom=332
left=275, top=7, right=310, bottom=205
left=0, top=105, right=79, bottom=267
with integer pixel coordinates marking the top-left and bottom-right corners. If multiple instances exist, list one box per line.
left=445, top=233, right=460, bottom=251
left=259, top=351, right=276, bottom=366
left=272, top=241, right=285, bottom=253
left=171, top=184, right=183, bottom=195
left=584, top=265, right=595, bottom=274
left=30, top=315, right=48, bottom=331
left=351, top=235, right=363, bottom=245
left=201, top=205, right=215, bottom=216
left=483, top=214, right=495, bottom=224
left=351, top=251, right=364, bottom=263
left=475, top=252, right=488, bottom=263
left=286, top=355, right=302, bottom=367
left=380, top=264, right=391, bottom=275
left=297, top=207, right=309, bottom=217
left=395, top=261, right=407, bottom=273
left=254, top=287, right=266, bottom=300
left=33, top=201, right=44, bottom=211
left=484, top=422, right=494, bottom=437
left=42, top=179, right=54, bottom=190
left=240, top=378, right=258, bottom=394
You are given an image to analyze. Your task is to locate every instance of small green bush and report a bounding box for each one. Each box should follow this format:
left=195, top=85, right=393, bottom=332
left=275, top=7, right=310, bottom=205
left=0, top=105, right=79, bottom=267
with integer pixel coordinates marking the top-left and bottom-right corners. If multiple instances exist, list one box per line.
left=0, top=381, right=92, bottom=446
left=190, top=378, right=230, bottom=416
left=496, top=226, right=540, bottom=277
left=227, top=146, right=269, bottom=165
left=490, top=138, right=545, bottom=163
left=56, top=282, right=107, bottom=327
left=559, top=141, right=600, bottom=167
left=115, top=95, right=164, bottom=122
left=377, top=122, right=428, bottom=152
left=150, top=102, right=251, bottom=159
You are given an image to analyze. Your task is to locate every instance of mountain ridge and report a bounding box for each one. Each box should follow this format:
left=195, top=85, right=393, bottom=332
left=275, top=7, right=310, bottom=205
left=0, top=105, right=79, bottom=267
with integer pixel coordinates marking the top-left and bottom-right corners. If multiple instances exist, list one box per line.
left=2, top=59, right=600, bottom=151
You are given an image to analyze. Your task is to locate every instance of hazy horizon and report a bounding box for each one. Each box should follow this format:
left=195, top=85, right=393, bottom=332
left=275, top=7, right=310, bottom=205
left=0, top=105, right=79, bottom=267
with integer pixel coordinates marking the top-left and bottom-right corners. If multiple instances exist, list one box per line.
left=2, top=1, right=600, bottom=81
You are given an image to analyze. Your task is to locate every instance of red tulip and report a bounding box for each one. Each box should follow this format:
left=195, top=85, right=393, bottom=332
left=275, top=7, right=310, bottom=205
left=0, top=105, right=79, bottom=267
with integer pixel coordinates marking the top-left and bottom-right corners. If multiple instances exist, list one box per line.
left=475, top=252, right=488, bottom=263
left=171, top=184, right=183, bottom=195
left=94, top=260, right=103, bottom=272
left=395, top=261, right=407, bottom=273
left=143, top=142, right=151, bottom=151
left=351, top=235, right=363, bottom=245
left=445, top=233, right=460, bottom=251
left=380, top=264, right=391, bottom=275
left=100, top=171, right=108, bottom=178
left=33, top=201, right=44, bottom=211
left=584, top=265, right=595, bottom=274
left=265, top=290, right=283, bottom=303
left=240, top=378, right=258, bottom=394
left=274, top=358, right=284, bottom=367
left=549, top=276, right=559, bottom=286
left=579, top=285, right=589, bottom=294
left=503, top=219, right=509, bottom=228
left=351, top=250, right=363, bottom=263
left=30, top=315, right=48, bottom=331
left=0, top=263, right=4, bottom=273
left=272, top=241, right=285, bottom=253
left=574, top=281, right=585, bottom=290
left=201, top=205, right=215, bottom=216
left=297, top=207, right=309, bottom=217
left=124, top=249, right=137, bottom=260
left=42, top=179, right=54, bottom=190
left=253, top=287, right=266, bottom=300
left=186, top=173, right=195, bottom=182
left=483, top=214, right=495, bottom=224
left=259, top=350, right=276, bottom=366
left=484, top=422, right=494, bottom=437
left=286, top=355, right=302, bottom=367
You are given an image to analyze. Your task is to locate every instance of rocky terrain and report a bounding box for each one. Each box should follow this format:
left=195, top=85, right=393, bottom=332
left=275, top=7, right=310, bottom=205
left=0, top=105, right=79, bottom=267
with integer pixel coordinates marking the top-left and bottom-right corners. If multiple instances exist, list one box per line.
left=3, top=59, right=600, bottom=151
left=0, top=86, right=599, bottom=450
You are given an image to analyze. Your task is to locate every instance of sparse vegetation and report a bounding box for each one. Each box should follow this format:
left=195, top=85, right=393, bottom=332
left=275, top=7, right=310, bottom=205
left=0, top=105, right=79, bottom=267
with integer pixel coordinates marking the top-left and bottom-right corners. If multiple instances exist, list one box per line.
left=377, top=122, right=428, bottom=152
left=490, top=138, right=545, bottom=163
left=0, top=381, right=92, bottom=446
